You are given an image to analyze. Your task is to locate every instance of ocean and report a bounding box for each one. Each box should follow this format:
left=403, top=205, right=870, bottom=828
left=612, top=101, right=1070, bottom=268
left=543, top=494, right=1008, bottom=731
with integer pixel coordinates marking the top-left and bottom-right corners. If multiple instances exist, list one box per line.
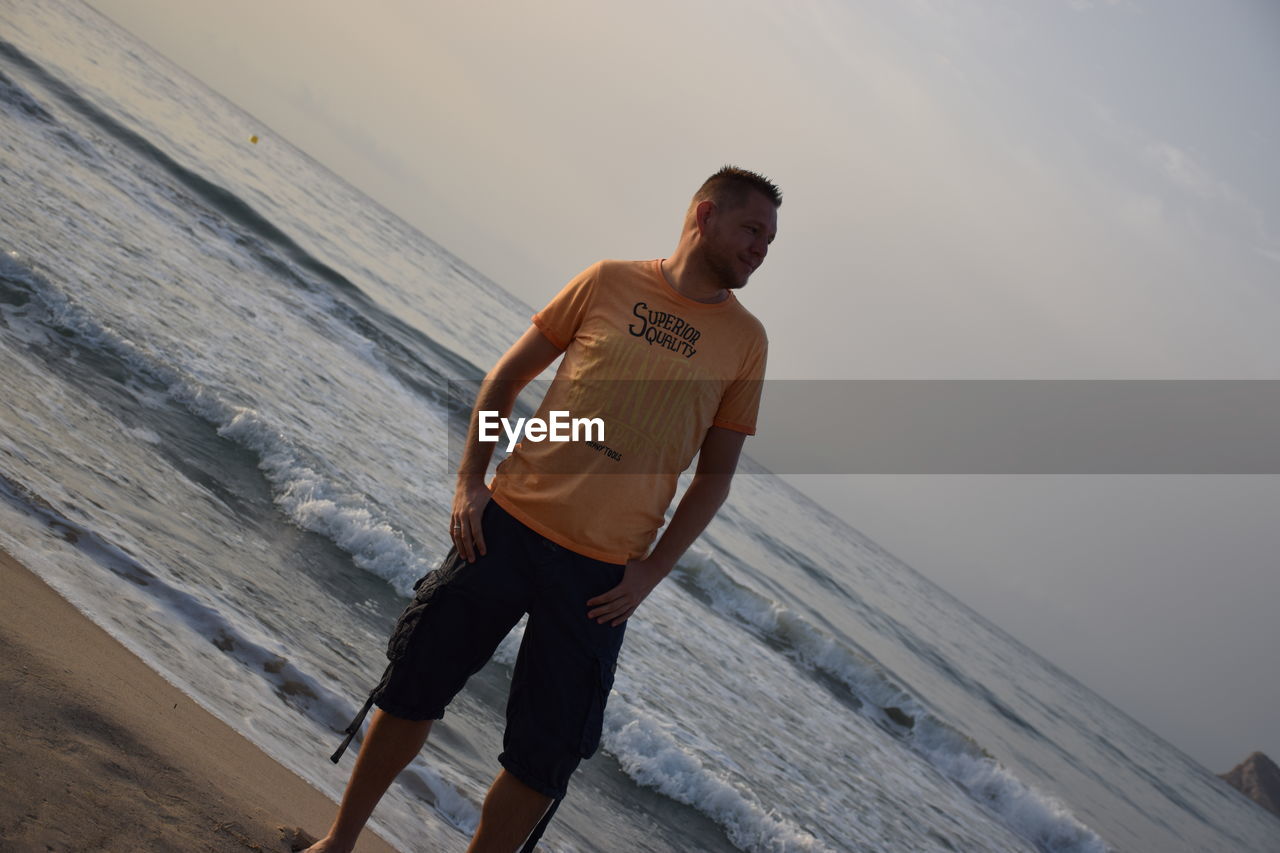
left=2, top=2, right=1276, bottom=850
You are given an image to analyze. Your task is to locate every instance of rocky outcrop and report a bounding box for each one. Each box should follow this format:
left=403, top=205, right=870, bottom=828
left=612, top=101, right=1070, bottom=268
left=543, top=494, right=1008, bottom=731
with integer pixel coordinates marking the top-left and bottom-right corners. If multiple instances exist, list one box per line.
left=1219, top=751, right=1280, bottom=818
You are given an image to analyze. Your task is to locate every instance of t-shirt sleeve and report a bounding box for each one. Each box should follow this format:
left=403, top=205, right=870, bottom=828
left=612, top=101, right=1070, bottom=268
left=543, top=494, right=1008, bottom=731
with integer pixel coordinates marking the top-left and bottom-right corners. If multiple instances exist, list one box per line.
left=531, top=262, right=600, bottom=350
left=712, top=332, right=768, bottom=435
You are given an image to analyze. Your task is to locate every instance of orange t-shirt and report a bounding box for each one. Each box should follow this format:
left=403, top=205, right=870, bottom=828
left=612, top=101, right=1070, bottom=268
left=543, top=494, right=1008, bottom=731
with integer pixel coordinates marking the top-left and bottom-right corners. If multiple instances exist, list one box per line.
left=490, top=259, right=767, bottom=563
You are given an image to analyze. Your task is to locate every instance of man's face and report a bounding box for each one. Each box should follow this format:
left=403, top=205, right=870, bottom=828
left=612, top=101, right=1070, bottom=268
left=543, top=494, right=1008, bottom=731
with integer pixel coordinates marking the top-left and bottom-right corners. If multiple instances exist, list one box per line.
left=701, top=191, right=779, bottom=290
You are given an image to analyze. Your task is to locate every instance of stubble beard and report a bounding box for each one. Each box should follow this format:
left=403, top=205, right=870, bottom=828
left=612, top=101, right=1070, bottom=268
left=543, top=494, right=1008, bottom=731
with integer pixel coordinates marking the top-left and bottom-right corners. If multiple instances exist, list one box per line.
left=702, top=245, right=750, bottom=291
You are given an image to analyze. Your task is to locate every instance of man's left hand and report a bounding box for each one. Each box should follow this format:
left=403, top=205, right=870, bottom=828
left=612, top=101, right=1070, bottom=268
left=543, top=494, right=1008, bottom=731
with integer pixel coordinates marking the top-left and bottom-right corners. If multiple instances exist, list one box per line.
left=586, top=557, right=671, bottom=626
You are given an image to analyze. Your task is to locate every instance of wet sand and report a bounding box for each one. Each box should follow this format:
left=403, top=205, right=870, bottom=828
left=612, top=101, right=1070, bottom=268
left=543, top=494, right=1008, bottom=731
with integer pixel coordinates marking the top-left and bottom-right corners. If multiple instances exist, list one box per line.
left=0, top=546, right=398, bottom=852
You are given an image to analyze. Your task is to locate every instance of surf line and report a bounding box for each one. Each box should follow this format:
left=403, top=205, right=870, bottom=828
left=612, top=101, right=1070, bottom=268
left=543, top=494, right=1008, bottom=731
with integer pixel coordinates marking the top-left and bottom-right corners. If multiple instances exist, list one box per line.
left=478, top=410, right=605, bottom=452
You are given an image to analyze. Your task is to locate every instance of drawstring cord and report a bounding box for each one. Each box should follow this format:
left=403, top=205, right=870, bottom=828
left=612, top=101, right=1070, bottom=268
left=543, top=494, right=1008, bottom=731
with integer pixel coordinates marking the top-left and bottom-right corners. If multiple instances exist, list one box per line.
left=520, top=796, right=562, bottom=853
left=330, top=663, right=392, bottom=764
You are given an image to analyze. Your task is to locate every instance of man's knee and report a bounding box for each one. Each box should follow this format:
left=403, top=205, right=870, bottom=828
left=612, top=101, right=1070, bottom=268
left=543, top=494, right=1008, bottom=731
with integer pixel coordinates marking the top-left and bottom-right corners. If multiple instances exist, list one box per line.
left=469, top=770, right=555, bottom=853
left=365, top=708, right=433, bottom=750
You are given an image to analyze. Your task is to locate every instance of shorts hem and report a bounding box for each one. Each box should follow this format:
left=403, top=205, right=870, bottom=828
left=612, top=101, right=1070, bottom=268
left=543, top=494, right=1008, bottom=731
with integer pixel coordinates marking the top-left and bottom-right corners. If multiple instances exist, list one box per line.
left=373, top=694, right=445, bottom=723
left=499, top=752, right=569, bottom=800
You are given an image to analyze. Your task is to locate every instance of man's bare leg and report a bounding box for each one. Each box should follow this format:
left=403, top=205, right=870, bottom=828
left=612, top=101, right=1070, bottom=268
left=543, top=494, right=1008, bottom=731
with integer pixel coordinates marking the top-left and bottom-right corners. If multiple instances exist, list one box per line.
left=305, top=708, right=433, bottom=853
left=466, top=769, right=554, bottom=853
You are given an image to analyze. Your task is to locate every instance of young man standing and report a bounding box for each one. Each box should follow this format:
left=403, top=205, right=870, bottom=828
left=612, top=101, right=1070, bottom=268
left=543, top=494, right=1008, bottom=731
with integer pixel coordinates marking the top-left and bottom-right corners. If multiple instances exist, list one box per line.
left=308, top=166, right=780, bottom=852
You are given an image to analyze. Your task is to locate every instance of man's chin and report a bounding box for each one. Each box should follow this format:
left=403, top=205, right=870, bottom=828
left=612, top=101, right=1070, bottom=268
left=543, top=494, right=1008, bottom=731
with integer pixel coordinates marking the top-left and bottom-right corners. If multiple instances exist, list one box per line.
left=708, top=260, right=750, bottom=290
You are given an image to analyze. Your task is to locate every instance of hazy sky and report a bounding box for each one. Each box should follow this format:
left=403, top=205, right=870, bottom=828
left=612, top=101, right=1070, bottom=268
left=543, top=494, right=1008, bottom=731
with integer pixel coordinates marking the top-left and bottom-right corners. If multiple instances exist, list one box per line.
left=86, top=0, right=1279, bottom=772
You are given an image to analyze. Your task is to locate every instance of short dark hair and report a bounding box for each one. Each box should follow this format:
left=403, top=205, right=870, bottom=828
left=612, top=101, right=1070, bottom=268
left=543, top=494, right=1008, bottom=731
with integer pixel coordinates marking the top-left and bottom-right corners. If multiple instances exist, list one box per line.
left=693, top=166, right=782, bottom=211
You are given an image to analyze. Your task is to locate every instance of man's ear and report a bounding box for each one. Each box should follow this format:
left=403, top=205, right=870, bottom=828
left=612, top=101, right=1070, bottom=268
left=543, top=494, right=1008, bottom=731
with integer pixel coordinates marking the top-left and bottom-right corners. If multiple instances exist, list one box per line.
left=694, top=200, right=716, bottom=234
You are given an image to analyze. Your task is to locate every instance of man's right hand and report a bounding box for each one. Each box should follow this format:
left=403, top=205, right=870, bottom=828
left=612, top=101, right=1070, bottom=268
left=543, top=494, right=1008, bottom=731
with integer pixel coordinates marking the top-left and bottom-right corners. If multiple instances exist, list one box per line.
left=449, top=324, right=562, bottom=563
left=451, top=477, right=492, bottom=562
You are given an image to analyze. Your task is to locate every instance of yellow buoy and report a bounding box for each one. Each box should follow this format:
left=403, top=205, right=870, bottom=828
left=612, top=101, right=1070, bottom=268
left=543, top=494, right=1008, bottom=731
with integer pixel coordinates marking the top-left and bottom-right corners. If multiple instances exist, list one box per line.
left=249, top=135, right=259, bottom=144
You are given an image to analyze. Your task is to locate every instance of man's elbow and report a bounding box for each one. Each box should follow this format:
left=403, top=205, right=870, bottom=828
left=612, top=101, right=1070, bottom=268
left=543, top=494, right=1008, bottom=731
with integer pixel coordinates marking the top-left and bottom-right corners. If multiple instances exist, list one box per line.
left=691, top=471, right=734, bottom=504
left=477, top=373, right=527, bottom=410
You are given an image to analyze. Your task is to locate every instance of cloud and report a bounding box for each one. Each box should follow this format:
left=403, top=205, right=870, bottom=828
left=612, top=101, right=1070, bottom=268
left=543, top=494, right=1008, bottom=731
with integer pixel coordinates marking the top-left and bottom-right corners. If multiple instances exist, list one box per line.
left=1143, top=141, right=1230, bottom=201
left=1135, top=139, right=1278, bottom=256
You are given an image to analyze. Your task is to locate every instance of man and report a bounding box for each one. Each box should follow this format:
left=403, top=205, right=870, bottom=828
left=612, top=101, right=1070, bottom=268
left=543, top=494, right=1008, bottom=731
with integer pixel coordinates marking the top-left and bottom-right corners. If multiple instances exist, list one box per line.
left=307, top=166, right=779, bottom=852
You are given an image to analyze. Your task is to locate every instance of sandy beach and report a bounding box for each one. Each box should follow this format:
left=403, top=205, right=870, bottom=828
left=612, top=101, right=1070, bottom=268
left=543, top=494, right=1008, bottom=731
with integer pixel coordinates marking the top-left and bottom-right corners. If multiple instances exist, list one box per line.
left=0, top=546, right=398, bottom=853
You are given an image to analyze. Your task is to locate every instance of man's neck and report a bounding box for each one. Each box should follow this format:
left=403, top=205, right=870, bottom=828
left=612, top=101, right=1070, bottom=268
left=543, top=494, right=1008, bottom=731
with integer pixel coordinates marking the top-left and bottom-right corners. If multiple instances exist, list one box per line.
left=659, top=255, right=729, bottom=304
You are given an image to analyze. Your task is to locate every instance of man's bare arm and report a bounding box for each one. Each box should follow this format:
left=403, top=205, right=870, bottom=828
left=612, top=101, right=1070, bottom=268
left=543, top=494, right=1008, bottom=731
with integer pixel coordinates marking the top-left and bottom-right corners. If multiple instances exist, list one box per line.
left=586, top=426, right=748, bottom=626
left=452, top=325, right=563, bottom=562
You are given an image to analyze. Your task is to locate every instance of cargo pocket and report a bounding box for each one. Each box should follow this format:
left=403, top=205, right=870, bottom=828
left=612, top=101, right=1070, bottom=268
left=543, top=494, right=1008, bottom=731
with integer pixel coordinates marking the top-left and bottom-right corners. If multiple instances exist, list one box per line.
left=385, top=545, right=463, bottom=662
left=333, top=546, right=467, bottom=765
left=578, top=654, right=616, bottom=758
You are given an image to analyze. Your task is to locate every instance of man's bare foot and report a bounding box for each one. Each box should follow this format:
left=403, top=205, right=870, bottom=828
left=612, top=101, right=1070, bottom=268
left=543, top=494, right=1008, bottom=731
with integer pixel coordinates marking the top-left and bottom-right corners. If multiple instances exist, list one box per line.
left=277, top=825, right=334, bottom=852
left=297, top=836, right=350, bottom=853
left=295, top=835, right=345, bottom=850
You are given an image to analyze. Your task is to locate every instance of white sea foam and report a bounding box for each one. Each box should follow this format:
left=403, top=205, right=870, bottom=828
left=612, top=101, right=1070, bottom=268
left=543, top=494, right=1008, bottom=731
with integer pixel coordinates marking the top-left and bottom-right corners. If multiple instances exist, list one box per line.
left=675, top=548, right=920, bottom=714
left=217, top=406, right=430, bottom=596
left=674, top=547, right=1111, bottom=853
left=919, top=732, right=1109, bottom=853
left=2, top=258, right=434, bottom=597
left=603, top=700, right=835, bottom=853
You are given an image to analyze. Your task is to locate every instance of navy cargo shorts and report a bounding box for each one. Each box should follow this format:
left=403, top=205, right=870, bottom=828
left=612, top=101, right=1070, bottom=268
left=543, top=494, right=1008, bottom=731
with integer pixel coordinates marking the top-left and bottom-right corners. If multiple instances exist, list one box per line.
left=373, top=498, right=627, bottom=799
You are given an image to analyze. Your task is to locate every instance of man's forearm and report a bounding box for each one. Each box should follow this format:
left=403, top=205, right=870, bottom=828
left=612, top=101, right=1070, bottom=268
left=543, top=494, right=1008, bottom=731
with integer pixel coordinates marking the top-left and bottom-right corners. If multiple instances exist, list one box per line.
left=645, top=473, right=732, bottom=572
left=456, top=378, right=523, bottom=483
